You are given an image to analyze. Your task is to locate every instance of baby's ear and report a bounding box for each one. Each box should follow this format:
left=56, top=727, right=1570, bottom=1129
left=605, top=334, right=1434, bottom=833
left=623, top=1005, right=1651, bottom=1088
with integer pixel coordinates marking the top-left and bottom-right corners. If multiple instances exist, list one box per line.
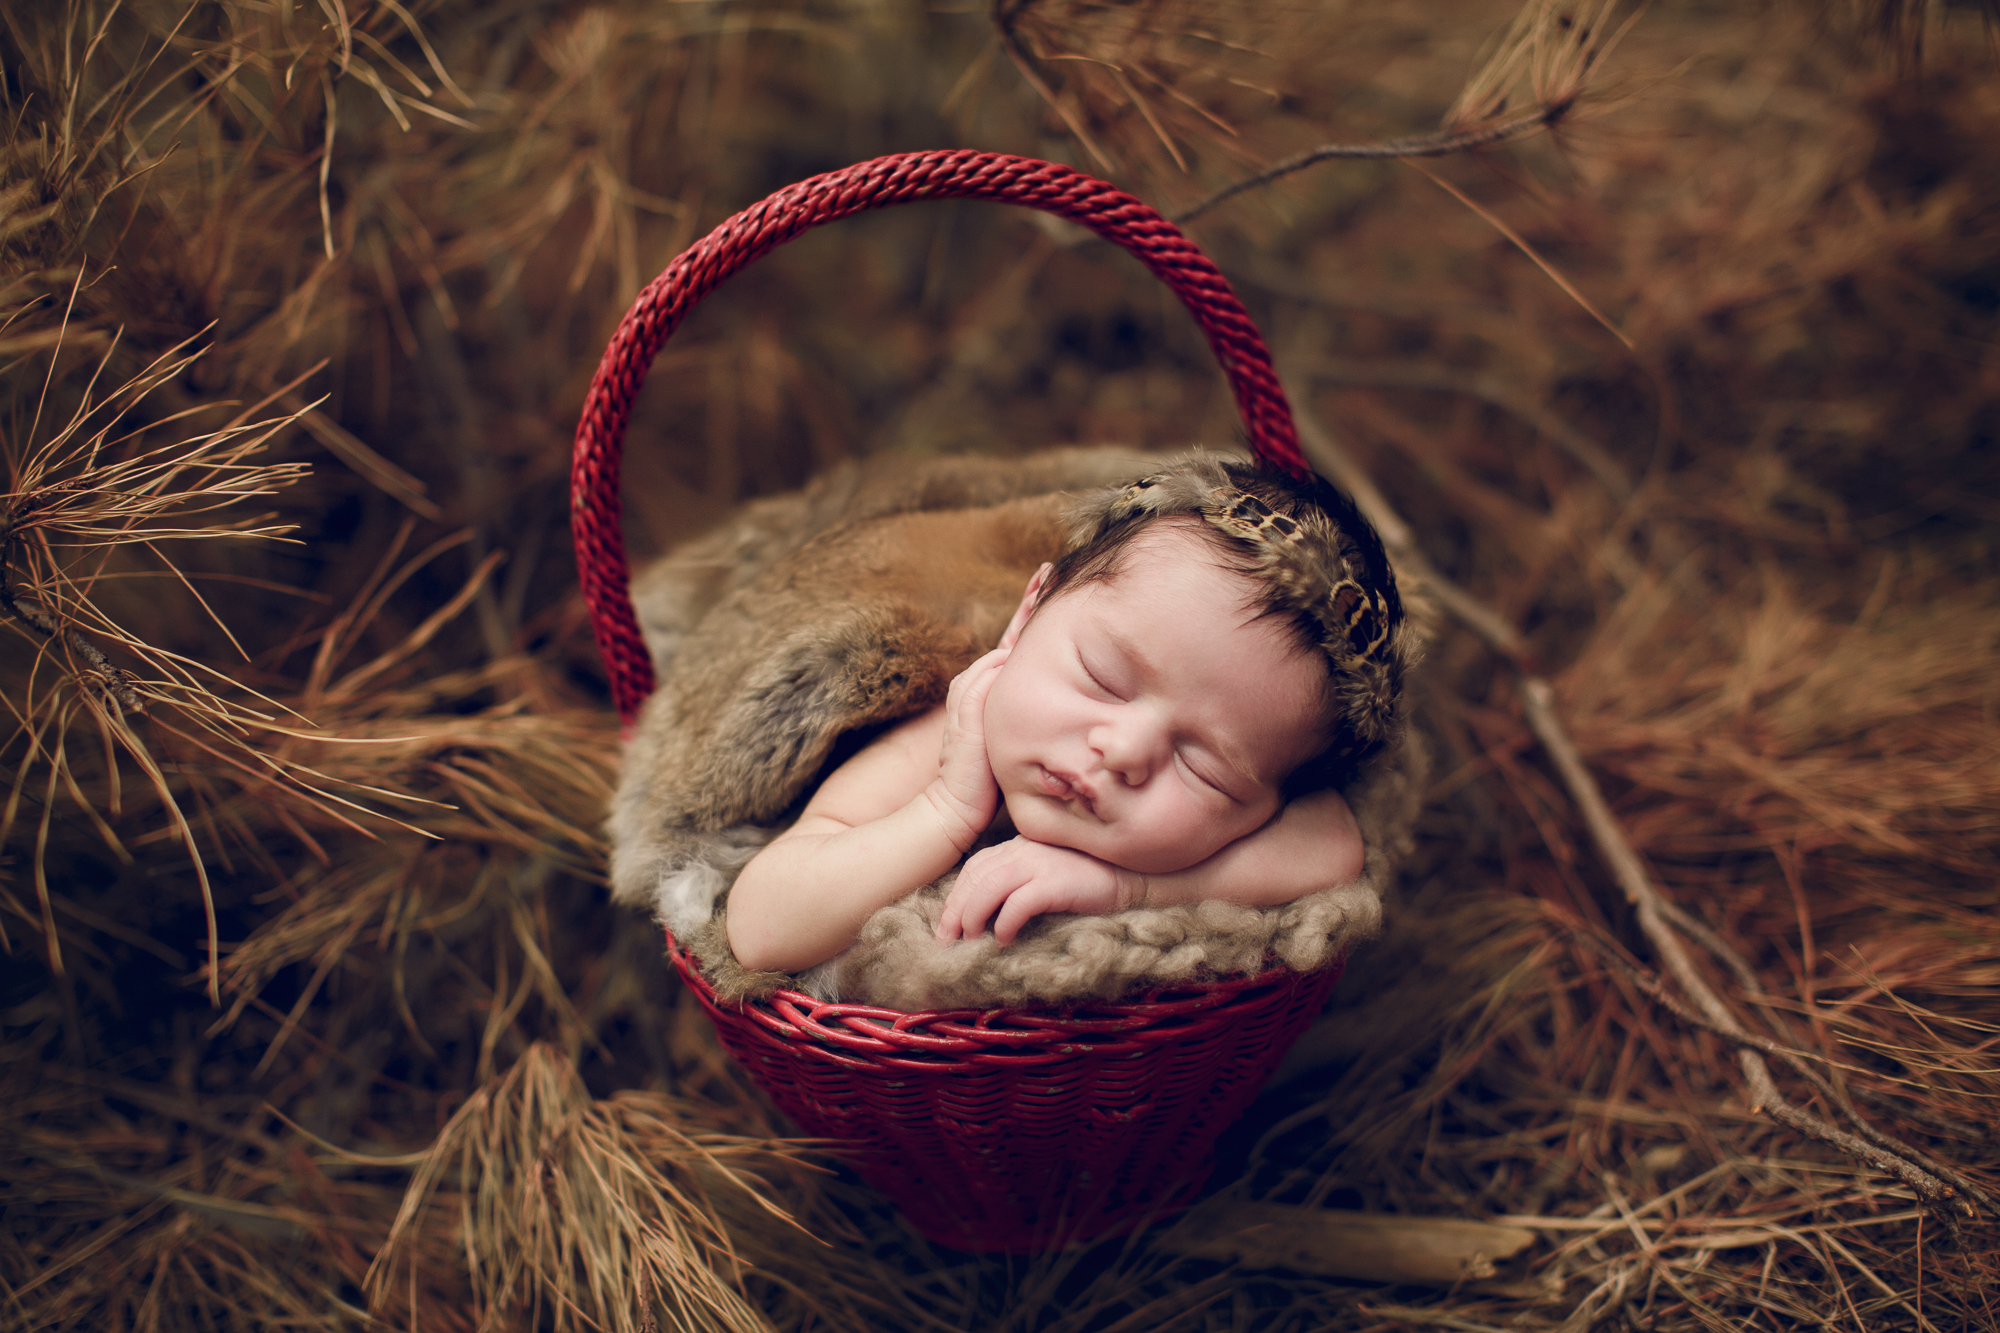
left=999, top=563, right=1052, bottom=649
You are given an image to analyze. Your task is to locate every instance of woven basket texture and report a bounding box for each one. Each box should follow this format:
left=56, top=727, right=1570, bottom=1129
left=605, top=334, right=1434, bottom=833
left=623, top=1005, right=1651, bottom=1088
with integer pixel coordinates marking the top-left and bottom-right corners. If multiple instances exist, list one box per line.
left=576, top=150, right=1339, bottom=1251
left=673, top=937, right=1344, bottom=1252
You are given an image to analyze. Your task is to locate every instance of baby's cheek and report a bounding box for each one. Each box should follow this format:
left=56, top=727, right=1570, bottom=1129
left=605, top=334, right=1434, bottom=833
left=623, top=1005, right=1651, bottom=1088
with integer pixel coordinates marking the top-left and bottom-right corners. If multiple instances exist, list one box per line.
left=1112, top=800, right=1228, bottom=874
left=998, top=788, right=1029, bottom=832
left=1000, top=789, right=1082, bottom=852
left=1166, top=792, right=1276, bottom=869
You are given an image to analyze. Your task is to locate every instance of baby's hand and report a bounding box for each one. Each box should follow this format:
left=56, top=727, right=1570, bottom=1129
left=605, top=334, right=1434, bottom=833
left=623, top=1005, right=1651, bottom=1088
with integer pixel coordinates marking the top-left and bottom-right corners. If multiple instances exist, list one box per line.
left=925, top=647, right=1008, bottom=852
left=937, top=837, right=1144, bottom=946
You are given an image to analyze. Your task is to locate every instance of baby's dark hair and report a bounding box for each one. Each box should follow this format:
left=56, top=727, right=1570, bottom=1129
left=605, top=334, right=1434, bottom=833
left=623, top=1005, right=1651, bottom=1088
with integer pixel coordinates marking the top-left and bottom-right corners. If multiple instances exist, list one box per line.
left=1046, top=455, right=1417, bottom=794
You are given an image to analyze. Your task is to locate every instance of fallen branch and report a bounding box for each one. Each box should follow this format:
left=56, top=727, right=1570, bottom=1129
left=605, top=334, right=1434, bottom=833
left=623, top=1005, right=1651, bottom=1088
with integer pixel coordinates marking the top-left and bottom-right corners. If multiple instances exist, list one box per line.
left=1173, top=102, right=1574, bottom=225
left=1573, top=923, right=1994, bottom=1215
left=1284, top=387, right=1985, bottom=1220
left=1163, top=1200, right=1539, bottom=1291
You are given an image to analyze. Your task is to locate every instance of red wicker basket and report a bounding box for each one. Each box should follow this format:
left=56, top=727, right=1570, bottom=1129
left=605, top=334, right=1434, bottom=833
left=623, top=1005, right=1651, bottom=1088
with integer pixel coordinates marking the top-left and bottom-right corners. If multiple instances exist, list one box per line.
left=573, top=150, right=1342, bottom=1252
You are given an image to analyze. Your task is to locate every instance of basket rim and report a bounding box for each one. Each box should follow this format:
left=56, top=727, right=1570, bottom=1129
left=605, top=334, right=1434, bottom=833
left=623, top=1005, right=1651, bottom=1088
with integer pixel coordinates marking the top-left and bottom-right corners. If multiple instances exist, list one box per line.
left=666, top=929, right=1338, bottom=1063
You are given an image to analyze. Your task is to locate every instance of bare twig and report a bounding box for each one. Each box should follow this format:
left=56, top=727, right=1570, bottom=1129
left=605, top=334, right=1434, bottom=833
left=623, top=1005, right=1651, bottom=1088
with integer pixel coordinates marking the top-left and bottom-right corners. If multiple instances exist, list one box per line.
left=1578, top=934, right=1995, bottom=1215
left=1174, top=101, right=1574, bottom=224
left=0, top=541, right=144, bottom=715
left=1523, top=668, right=1968, bottom=1217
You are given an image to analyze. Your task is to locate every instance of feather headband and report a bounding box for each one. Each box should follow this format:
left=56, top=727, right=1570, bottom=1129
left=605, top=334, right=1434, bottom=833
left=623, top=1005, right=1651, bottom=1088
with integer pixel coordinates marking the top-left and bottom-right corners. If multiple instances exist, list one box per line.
left=1063, top=456, right=1418, bottom=771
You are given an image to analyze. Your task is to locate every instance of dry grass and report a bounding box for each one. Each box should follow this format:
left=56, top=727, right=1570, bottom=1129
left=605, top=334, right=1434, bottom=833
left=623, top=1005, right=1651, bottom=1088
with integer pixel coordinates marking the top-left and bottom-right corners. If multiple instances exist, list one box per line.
left=2, top=0, right=1996, bottom=1330
left=366, top=1042, right=816, bottom=1333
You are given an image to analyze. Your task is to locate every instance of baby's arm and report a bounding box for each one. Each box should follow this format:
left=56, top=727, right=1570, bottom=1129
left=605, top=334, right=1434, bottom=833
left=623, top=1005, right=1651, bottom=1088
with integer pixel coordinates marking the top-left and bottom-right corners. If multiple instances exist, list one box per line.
left=938, top=789, right=1364, bottom=946
left=1143, top=788, right=1365, bottom=906
left=728, top=648, right=1008, bottom=974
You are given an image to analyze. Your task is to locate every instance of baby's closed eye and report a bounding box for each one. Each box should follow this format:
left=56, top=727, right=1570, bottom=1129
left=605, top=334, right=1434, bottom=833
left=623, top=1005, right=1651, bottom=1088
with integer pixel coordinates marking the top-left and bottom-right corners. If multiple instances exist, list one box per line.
left=1076, top=649, right=1122, bottom=699
left=1175, top=748, right=1242, bottom=802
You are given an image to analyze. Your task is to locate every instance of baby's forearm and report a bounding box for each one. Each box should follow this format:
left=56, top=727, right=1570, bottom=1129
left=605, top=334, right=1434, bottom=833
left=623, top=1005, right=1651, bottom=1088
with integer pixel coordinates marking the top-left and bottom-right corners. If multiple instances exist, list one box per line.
left=1136, top=791, right=1363, bottom=909
left=727, top=785, right=977, bottom=974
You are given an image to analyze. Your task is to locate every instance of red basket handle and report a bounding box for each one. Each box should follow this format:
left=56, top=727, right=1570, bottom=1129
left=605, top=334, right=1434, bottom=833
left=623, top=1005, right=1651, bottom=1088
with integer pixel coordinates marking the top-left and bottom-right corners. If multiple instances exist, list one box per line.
left=572, top=149, right=1305, bottom=725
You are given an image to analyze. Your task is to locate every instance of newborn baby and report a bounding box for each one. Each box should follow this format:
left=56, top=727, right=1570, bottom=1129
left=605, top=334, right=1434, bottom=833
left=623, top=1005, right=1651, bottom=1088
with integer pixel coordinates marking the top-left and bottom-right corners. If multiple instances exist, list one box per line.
left=728, top=459, right=1405, bottom=977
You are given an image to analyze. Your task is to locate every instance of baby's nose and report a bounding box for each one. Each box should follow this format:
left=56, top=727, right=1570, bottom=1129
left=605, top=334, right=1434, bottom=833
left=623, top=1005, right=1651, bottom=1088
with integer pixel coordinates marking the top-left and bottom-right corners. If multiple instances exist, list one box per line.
left=1093, top=710, right=1168, bottom=784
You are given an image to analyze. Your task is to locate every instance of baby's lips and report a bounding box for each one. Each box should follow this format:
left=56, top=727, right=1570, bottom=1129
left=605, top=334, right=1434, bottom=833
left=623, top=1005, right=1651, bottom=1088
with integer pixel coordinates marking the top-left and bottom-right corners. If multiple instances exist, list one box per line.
left=1036, top=766, right=1098, bottom=814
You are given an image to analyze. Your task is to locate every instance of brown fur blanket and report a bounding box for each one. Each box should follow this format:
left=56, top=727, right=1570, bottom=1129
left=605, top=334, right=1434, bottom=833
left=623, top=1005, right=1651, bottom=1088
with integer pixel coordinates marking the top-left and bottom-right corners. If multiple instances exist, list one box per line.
left=607, top=447, right=1421, bottom=1009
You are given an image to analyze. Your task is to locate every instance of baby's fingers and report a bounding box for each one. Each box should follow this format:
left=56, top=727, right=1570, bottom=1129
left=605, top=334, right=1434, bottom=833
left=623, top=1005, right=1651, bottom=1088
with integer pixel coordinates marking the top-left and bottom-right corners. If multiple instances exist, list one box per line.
left=936, top=852, right=1014, bottom=942
left=935, top=893, right=965, bottom=942
left=936, top=882, right=996, bottom=942
left=946, top=647, right=1009, bottom=727
left=936, top=882, right=989, bottom=942
left=992, top=885, right=1055, bottom=946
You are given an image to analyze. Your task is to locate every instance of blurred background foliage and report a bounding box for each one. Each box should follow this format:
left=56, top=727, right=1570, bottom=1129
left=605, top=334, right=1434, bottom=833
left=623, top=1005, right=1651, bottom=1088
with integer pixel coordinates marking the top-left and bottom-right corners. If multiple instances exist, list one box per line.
left=2, top=0, right=1997, bottom=1329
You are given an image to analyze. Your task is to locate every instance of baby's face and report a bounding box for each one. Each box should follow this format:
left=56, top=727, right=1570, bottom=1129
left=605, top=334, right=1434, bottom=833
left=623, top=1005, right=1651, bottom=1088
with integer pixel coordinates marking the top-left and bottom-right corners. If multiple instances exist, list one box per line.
left=982, top=526, right=1327, bottom=875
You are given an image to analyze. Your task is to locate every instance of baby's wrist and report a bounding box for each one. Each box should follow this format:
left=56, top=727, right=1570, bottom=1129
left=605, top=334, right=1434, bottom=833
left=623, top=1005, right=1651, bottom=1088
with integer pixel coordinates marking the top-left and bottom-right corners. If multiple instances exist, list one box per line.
left=1113, top=865, right=1148, bottom=910
left=920, top=778, right=991, bottom=855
